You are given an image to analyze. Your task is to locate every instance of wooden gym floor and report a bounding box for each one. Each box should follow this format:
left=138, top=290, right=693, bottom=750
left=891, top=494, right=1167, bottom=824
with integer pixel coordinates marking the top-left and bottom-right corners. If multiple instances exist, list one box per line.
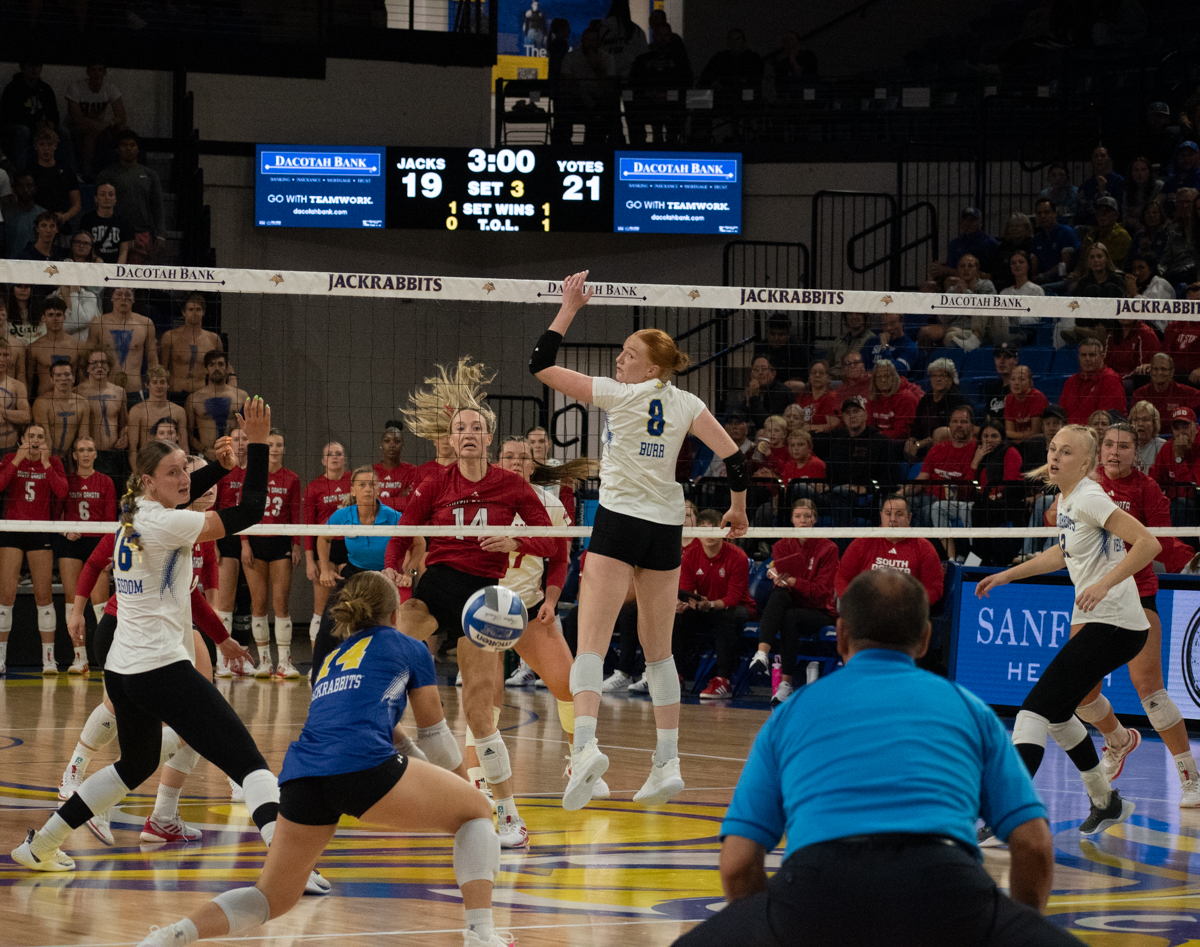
left=4, top=663, right=1200, bottom=946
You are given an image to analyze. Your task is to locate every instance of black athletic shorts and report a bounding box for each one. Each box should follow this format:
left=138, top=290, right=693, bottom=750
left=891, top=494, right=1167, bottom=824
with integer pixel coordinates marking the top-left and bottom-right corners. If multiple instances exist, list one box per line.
left=0, top=531, right=53, bottom=552
left=1140, top=594, right=1158, bottom=615
left=329, top=538, right=348, bottom=566
left=279, top=753, right=409, bottom=825
left=414, top=563, right=493, bottom=641
left=216, top=534, right=241, bottom=559
left=55, top=533, right=102, bottom=562
left=93, top=611, right=118, bottom=669
left=587, top=504, right=683, bottom=571
left=249, top=535, right=293, bottom=563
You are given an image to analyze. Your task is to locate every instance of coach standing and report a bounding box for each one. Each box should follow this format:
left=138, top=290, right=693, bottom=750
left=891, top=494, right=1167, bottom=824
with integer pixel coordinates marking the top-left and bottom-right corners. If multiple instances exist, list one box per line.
left=674, top=569, right=1082, bottom=947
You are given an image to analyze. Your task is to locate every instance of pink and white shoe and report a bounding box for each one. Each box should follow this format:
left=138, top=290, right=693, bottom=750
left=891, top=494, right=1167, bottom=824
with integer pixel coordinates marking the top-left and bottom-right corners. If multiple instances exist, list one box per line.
left=497, top=812, right=528, bottom=849
left=1101, top=727, right=1142, bottom=782
left=58, top=764, right=83, bottom=801
left=140, top=815, right=201, bottom=843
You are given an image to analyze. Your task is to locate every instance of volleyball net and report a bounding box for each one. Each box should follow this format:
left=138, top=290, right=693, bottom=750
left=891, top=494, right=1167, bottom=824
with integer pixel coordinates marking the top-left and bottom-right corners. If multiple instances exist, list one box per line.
left=0, top=258, right=1197, bottom=546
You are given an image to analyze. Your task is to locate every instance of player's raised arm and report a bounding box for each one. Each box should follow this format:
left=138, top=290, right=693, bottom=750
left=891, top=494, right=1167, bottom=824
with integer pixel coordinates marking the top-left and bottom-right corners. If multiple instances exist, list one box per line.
left=530, top=269, right=595, bottom=403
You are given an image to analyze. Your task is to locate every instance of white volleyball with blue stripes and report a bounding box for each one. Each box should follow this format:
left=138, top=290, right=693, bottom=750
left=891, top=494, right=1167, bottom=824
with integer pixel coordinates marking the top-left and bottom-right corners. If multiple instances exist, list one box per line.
left=461, top=585, right=528, bottom=651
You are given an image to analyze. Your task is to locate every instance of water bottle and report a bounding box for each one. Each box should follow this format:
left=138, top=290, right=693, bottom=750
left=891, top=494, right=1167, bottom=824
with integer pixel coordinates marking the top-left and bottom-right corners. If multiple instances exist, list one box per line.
left=771, top=655, right=782, bottom=694
left=806, top=661, right=821, bottom=686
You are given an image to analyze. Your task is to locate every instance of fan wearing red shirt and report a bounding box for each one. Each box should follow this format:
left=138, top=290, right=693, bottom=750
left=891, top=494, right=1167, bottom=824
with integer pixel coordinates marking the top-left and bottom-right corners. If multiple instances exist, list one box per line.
left=1164, top=319, right=1200, bottom=383
left=1086, top=423, right=1200, bottom=808
left=56, top=436, right=117, bottom=673
left=0, top=422, right=68, bottom=674
left=836, top=494, right=944, bottom=606
left=794, top=358, right=842, bottom=432
left=865, top=359, right=918, bottom=440
left=300, top=439, right=351, bottom=645
left=907, top=404, right=977, bottom=526
left=374, top=421, right=420, bottom=513
left=747, top=498, right=838, bottom=705
left=383, top=406, right=561, bottom=847
left=1131, top=353, right=1200, bottom=422
left=1005, top=366, right=1050, bottom=444
left=673, top=508, right=756, bottom=699
left=1106, top=320, right=1161, bottom=378
left=1149, top=408, right=1200, bottom=523
left=1059, top=338, right=1128, bottom=425
left=768, top=429, right=827, bottom=483
left=241, top=429, right=303, bottom=680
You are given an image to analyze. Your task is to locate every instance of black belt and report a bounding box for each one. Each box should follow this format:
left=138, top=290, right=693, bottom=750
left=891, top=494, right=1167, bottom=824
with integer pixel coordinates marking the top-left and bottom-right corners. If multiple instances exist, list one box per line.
left=817, top=832, right=976, bottom=858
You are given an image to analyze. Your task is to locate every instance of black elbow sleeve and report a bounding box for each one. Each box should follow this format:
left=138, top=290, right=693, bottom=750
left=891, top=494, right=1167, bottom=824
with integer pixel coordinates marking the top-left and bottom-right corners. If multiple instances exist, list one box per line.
left=725, top=450, right=750, bottom=493
left=529, top=330, right=563, bottom=374
left=217, top=443, right=269, bottom=535
left=188, top=460, right=227, bottom=504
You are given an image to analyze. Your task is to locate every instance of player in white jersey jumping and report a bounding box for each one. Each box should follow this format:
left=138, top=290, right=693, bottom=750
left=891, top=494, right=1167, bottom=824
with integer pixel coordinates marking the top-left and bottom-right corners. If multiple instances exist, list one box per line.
left=12, top=398, right=326, bottom=895
left=977, top=424, right=1160, bottom=835
left=530, top=270, right=749, bottom=810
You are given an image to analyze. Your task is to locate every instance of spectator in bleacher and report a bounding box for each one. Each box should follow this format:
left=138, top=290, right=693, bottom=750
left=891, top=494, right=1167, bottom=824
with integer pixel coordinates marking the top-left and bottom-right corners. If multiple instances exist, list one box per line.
left=27, top=127, right=81, bottom=231
left=6, top=284, right=42, bottom=344
left=695, top=410, right=753, bottom=479
left=599, top=0, right=649, bottom=79
left=921, top=255, right=997, bottom=351
left=931, top=208, right=999, bottom=281
left=1127, top=252, right=1175, bottom=316
left=1129, top=399, right=1165, bottom=473
left=748, top=498, right=836, bottom=707
left=19, top=210, right=65, bottom=262
left=1075, top=200, right=1131, bottom=283
left=770, top=429, right=825, bottom=487
left=547, top=18, right=571, bottom=81
left=1038, top=162, right=1079, bottom=225
left=65, top=63, right=127, bottom=179
left=1105, top=317, right=1160, bottom=391
left=979, top=342, right=1020, bottom=423
left=556, top=26, right=619, bottom=144
left=1000, top=248, right=1045, bottom=301
left=1060, top=337, right=1127, bottom=425
left=647, top=8, right=690, bottom=63
left=973, top=420, right=1028, bottom=566
left=818, top=399, right=893, bottom=531
left=1149, top=406, right=1200, bottom=526
left=96, top=130, right=165, bottom=263
left=751, top=415, right=788, bottom=468
left=827, top=312, right=872, bottom=378
left=752, top=315, right=808, bottom=391
left=834, top=494, right=943, bottom=606
left=836, top=351, right=871, bottom=403
left=1074, top=241, right=1126, bottom=300
left=1087, top=409, right=1114, bottom=441
left=993, top=213, right=1037, bottom=290
left=766, top=30, right=818, bottom=101
left=1005, top=365, right=1049, bottom=446
left=1031, top=196, right=1081, bottom=286
left=1135, top=102, right=1181, bottom=176
left=627, top=21, right=691, bottom=145
left=904, top=357, right=967, bottom=462
left=1131, top=353, right=1198, bottom=423
left=61, top=231, right=102, bottom=335
left=86, top=286, right=158, bottom=405
left=698, top=28, right=764, bottom=105
left=78, top=182, right=130, bottom=265
left=737, top=355, right=792, bottom=430
left=1124, top=199, right=1170, bottom=272
left=1163, top=303, right=1200, bottom=384
left=907, top=404, right=975, bottom=527
left=0, top=62, right=72, bottom=173
left=865, top=360, right=917, bottom=442
left=1020, top=404, right=1066, bottom=472
left=675, top=507, right=756, bottom=700
left=1122, top=156, right=1163, bottom=229
left=1159, top=189, right=1199, bottom=286
left=944, top=251, right=996, bottom=297
left=934, top=419, right=1023, bottom=563
left=793, top=358, right=841, bottom=433
left=1078, top=146, right=1125, bottom=227
left=1164, top=141, right=1200, bottom=200
left=862, top=312, right=917, bottom=376
left=3, top=172, right=43, bottom=259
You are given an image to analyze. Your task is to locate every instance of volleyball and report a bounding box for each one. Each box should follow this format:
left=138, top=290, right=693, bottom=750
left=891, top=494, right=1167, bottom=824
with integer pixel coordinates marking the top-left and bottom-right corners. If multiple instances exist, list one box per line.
left=461, top=585, right=528, bottom=651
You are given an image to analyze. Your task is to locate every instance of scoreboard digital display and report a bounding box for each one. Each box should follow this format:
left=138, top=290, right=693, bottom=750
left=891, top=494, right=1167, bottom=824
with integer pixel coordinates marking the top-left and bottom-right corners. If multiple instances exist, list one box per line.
left=255, top=145, right=386, bottom=229
left=256, top=145, right=742, bottom=234
left=385, top=147, right=612, bottom=232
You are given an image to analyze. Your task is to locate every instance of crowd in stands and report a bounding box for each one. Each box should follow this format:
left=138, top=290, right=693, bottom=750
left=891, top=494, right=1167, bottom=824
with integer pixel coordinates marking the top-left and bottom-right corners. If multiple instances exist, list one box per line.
left=0, top=61, right=165, bottom=264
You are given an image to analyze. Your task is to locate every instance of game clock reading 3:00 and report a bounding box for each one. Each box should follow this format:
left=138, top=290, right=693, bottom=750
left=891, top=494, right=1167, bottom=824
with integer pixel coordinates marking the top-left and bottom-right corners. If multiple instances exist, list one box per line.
left=385, top=147, right=612, bottom=232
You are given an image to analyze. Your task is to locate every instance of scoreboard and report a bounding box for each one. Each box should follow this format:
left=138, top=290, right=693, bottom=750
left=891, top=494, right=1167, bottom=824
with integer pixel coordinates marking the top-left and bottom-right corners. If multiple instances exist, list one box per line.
left=385, top=147, right=612, bottom=233
left=256, top=145, right=742, bottom=235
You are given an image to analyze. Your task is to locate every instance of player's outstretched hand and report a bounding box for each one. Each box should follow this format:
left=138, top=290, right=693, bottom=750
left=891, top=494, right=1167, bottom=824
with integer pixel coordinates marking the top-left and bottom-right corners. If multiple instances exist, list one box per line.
left=240, top=396, right=271, bottom=443
left=219, top=636, right=254, bottom=673
left=975, top=572, right=1009, bottom=598
left=721, top=507, right=749, bottom=539
left=561, top=270, right=594, bottom=314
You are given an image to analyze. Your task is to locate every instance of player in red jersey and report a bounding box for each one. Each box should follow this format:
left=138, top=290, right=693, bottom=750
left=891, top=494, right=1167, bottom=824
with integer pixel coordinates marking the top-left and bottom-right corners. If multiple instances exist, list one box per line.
left=301, top=441, right=350, bottom=645
left=374, top=421, right=419, bottom=513
left=242, top=429, right=302, bottom=679
left=383, top=406, right=560, bottom=850
left=0, top=422, right=68, bottom=675
left=57, top=435, right=117, bottom=674
left=1078, top=423, right=1200, bottom=808
left=835, top=494, right=944, bottom=606
left=214, top=426, right=248, bottom=676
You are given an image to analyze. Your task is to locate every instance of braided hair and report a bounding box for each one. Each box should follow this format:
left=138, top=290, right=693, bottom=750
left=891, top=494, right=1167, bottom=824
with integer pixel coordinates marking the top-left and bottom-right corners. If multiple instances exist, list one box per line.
left=119, top=441, right=176, bottom=553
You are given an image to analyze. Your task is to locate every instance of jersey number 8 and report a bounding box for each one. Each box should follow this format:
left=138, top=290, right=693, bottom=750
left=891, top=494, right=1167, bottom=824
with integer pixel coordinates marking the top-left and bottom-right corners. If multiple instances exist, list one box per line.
left=647, top=399, right=665, bottom=437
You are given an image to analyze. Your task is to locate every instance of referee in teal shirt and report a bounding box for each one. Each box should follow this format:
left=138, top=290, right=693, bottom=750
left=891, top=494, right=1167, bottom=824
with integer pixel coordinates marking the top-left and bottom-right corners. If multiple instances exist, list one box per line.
left=676, top=569, right=1083, bottom=947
